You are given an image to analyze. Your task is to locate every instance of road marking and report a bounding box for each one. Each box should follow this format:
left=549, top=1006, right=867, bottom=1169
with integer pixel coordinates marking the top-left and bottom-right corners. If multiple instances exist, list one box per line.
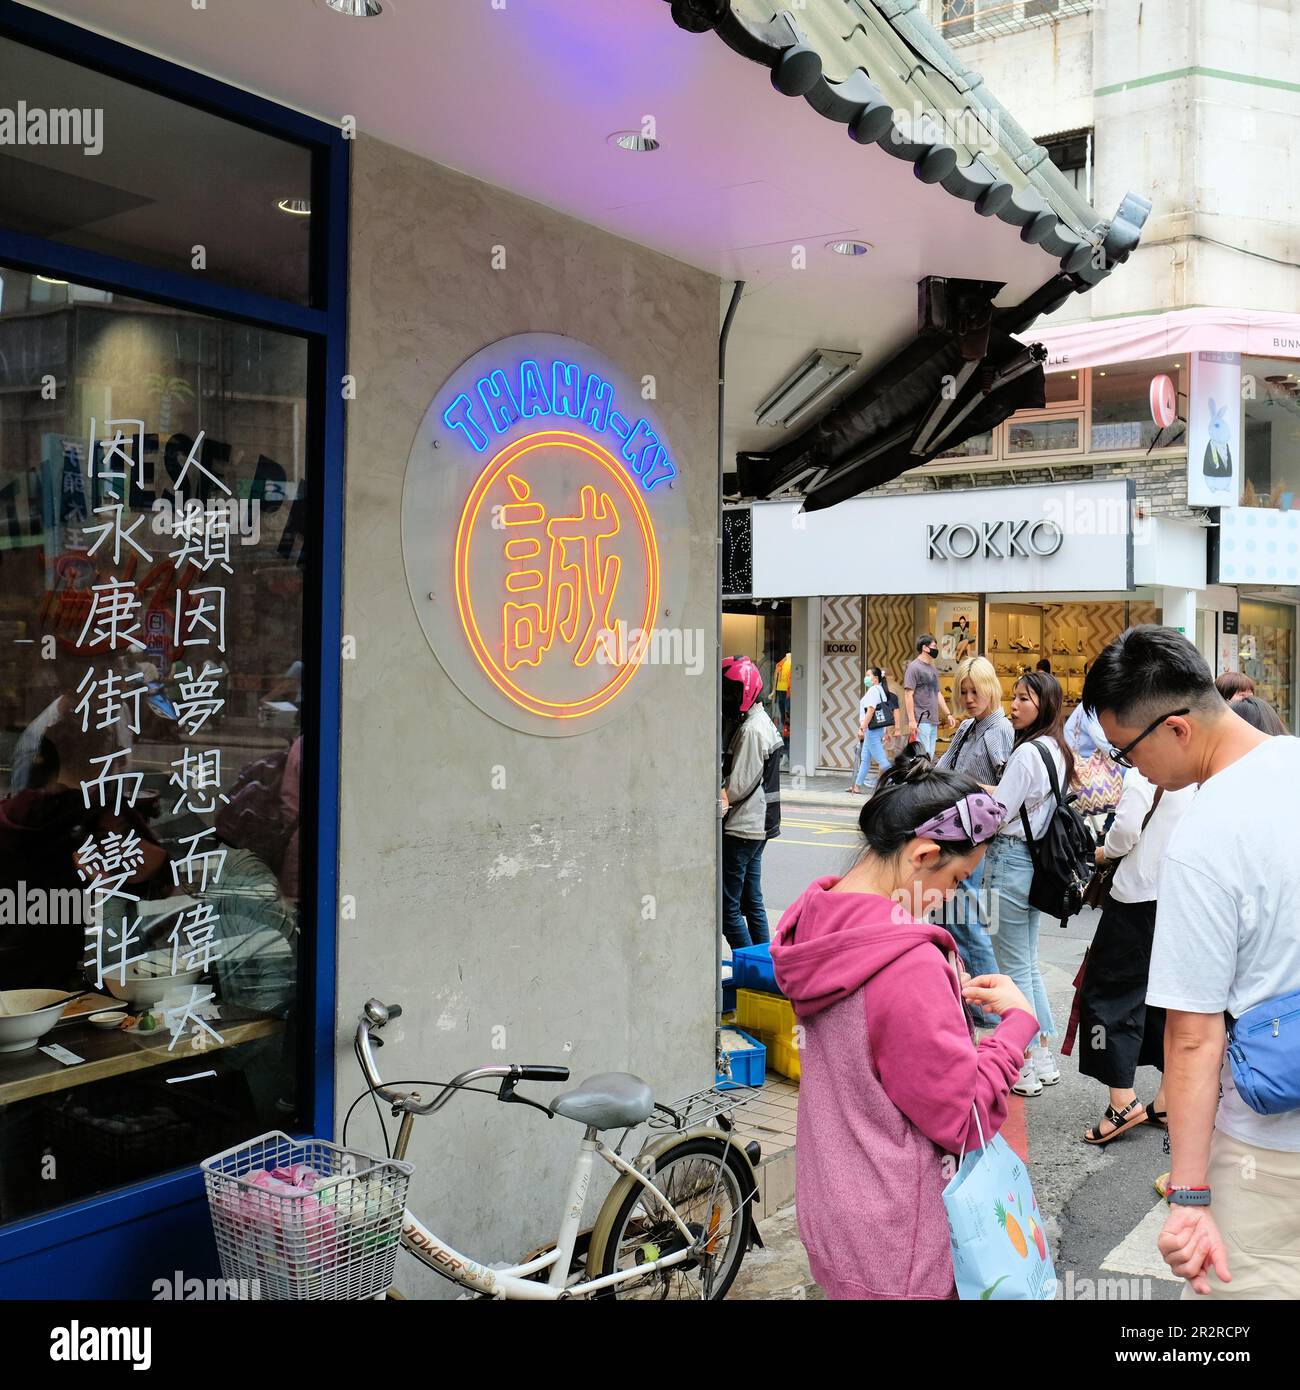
left=771, top=837, right=860, bottom=849
left=1099, top=1201, right=1182, bottom=1282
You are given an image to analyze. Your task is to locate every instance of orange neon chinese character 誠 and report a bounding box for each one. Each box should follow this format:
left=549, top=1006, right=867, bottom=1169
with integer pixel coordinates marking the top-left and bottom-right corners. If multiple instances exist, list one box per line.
left=454, top=430, right=660, bottom=720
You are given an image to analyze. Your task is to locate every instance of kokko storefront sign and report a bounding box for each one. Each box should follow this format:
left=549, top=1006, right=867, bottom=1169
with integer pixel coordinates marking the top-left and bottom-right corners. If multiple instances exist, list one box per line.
left=402, top=333, right=686, bottom=735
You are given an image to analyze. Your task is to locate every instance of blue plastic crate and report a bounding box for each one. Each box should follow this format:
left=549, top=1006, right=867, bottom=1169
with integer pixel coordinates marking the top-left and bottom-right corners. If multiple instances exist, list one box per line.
left=717, top=1027, right=766, bottom=1090
left=730, top=943, right=782, bottom=996
left=721, top=963, right=736, bottom=1015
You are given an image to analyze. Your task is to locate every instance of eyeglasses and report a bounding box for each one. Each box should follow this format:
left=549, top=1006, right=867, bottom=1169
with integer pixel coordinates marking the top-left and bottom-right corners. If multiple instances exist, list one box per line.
left=1109, top=708, right=1191, bottom=768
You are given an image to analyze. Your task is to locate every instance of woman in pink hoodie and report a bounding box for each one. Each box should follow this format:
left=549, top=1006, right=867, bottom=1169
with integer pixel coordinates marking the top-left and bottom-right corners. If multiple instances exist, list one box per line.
left=770, top=756, right=1040, bottom=1300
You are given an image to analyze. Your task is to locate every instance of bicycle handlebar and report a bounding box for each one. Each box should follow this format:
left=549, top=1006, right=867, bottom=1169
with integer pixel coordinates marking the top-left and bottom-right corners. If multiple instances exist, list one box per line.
left=355, top=999, right=570, bottom=1115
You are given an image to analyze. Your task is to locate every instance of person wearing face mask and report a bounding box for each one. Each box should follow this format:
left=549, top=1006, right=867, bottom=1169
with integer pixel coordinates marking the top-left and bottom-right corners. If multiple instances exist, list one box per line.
left=984, top=671, right=1074, bottom=1098
left=852, top=667, right=897, bottom=794
left=936, top=656, right=1015, bottom=1025
left=771, top=758, right=1037, bottom=1300
left=904, top=634, right=956, bottom=759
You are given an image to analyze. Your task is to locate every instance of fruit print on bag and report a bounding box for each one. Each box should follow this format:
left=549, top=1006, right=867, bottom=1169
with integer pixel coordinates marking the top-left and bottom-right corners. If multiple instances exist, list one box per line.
left=995, top=1197, right=1028, bottom=1258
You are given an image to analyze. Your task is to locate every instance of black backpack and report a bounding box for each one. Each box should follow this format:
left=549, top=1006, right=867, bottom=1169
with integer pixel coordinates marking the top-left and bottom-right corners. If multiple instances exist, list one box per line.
left=1018, top=741, right=1096, bottom=928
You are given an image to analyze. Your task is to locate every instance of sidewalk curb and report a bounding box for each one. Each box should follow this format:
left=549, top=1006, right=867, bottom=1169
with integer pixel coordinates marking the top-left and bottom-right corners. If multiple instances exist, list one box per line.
left=780, top=790, right=864, bottom=811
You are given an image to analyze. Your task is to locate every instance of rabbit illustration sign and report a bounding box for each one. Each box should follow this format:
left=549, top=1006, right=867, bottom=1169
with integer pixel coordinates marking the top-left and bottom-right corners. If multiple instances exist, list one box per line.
left=1188, top=352, right=1242, bottom=507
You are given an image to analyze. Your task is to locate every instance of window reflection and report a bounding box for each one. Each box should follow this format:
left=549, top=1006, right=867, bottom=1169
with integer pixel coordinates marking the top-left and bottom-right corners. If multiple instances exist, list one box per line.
left=0, top=267, right=309, bottom=1224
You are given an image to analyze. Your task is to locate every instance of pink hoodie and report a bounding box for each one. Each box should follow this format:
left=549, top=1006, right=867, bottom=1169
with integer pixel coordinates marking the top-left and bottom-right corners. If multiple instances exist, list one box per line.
left=770, top=875, right=1039, bottom=1301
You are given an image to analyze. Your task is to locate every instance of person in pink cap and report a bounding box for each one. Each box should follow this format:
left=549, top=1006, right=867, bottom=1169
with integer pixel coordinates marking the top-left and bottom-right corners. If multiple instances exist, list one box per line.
left=771, top=754, right=1040, bottom=1300
left=720, top=656, right=784, bottom=949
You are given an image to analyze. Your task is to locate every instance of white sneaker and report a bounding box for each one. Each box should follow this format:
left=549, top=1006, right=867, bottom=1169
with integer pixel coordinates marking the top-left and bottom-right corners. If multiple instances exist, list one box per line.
left=1012, top=1062, right=1043, bottom=1097
left=1030, top=1045, right=1061, bottom=1086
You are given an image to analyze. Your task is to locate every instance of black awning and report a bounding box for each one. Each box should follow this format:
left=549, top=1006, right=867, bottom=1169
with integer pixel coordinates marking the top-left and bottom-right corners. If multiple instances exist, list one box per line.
left=736, top=275, right=1063, bottom=512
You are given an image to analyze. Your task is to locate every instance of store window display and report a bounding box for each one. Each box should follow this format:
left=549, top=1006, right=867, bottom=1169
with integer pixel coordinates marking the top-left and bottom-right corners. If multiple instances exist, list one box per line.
left=1238, top=599, right=1295, bottom=731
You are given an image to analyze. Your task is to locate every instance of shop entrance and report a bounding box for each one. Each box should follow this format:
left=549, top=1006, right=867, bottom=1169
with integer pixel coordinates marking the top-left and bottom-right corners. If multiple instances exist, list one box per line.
left=1238, top=597, right=1296, bottom=731
left=985, top=598, right=1159, bottom=717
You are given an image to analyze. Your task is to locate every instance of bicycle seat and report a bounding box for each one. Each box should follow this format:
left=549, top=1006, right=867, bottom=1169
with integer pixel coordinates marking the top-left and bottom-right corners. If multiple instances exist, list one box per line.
left=549, top=1072, right=655, bottom=1130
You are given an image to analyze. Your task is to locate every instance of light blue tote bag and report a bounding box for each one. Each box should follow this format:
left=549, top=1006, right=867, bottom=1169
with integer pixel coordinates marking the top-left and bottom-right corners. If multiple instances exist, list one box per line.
left=943, top=1103, right=1057, bottom=1300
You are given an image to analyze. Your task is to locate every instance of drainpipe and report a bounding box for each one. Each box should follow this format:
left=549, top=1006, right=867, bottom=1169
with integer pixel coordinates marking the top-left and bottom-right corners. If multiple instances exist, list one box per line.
left=717, top=280, right=745, bottom=1030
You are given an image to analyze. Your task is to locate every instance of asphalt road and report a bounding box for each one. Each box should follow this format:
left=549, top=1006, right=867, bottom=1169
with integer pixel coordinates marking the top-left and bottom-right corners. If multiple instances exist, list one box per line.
left=753, top=797, right=1182, bottom=1301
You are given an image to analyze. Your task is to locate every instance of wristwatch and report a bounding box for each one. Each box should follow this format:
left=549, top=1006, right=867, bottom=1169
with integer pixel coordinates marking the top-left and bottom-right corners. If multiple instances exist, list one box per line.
left=1166, top=1185, right=1212, bottom=1207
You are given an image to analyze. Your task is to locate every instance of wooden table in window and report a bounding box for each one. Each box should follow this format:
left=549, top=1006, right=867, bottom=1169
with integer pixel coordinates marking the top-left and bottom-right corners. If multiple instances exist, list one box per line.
left=0, top=1006, right=284, bottom=1106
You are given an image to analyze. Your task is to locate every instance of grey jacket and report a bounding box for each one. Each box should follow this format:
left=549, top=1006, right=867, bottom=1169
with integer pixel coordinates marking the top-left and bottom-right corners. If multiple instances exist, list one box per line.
left=723, top=704, right=784, bottom=841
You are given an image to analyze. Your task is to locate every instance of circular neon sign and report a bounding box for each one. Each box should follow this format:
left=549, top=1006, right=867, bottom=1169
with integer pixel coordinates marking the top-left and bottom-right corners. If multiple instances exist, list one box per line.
left=402, top=334, right=686, bottom=736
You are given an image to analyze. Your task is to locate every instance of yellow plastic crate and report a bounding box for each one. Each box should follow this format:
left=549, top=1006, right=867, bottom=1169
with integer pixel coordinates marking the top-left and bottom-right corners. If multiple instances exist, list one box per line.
left=735, top=989, right=787, bottom=1037
left=736, top=990, right=802, bottom=1081
left=767, top=1030, right=802, bottom=1082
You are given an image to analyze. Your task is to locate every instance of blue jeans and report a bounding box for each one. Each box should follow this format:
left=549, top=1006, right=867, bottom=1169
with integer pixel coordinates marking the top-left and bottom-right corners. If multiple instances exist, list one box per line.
left=983, top=836, right=1055, bottom=1039
left=916, top=722, right=937, bottom=757
left=723, top=835, right=770, bottom=950
left=855, top=727, right=888, bottom=786
left=942, top=858, right=1001, bottom=1026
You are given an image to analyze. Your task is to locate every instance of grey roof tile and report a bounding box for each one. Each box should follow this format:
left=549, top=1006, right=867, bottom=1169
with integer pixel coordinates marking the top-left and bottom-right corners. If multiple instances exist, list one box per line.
left=665, top=0, right=1151, bottom=287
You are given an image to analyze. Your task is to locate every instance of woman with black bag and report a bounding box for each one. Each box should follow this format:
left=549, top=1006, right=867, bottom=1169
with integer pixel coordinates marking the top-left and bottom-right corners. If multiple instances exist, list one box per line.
left=983, top=672, right=1073, bottom=1098
left=1074, top=771, right=1195, bottom=1144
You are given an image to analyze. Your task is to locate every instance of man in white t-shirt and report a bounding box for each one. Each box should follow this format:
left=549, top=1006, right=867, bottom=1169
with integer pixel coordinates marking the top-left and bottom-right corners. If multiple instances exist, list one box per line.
left=1082, top=625, right=1300, bottom=1300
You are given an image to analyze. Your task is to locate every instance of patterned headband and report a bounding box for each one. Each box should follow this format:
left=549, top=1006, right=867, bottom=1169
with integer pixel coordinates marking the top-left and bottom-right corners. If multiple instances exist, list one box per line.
left=912, top=792, right=1006, bottom=845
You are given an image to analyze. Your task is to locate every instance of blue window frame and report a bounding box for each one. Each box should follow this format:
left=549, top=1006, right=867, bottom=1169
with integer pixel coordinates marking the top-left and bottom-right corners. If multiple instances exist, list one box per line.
left=0, top=0, right=346, bottom=1295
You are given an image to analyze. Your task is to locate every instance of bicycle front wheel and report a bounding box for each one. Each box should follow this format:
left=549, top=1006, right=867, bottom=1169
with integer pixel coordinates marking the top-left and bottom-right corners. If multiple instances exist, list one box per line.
left=594, top=1136, right=753, bottom=1300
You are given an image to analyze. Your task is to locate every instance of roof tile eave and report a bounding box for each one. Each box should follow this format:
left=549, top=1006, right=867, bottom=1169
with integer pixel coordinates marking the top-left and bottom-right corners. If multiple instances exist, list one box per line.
left=684, top=0, right=1150, bottom=293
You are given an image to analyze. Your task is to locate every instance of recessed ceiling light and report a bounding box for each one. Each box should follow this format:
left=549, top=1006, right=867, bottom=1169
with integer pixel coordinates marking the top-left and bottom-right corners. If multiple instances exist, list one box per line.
left=608, top=131, right=660, bottom=153
left=321, top=0, right=383, bottom=15
left=827, top=239, right=872, bottom=257
left=1099, top=370, right=1108, bottom=377
left=36, top=274, right=68, bottom=285
left=277, top=198, right=312, bottom=216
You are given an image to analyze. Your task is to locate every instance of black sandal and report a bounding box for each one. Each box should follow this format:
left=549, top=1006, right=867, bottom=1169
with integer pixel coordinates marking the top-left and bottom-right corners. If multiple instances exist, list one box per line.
left=1083, top=1099, right=1147, bottom=1146
left=1147, top=1106, right=1168, bottom=1131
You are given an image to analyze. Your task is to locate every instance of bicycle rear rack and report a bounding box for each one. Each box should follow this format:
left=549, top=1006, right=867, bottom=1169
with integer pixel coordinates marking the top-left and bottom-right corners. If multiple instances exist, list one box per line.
left=645, top=1085, right=759, bottom=1133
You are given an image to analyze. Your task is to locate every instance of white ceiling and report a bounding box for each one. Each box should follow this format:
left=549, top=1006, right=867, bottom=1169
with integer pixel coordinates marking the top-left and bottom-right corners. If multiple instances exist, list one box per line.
left=24, top=0, right=1071, bottom=463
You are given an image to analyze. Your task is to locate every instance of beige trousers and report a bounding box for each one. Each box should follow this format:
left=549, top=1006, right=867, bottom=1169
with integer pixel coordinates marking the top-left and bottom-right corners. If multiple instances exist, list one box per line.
left=1180, top=1129, right=1300, bottom=1300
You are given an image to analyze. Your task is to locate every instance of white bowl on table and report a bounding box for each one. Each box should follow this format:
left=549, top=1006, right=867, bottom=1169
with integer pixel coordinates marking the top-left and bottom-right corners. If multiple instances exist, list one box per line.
left=0, top=989, right=73, bottom=1053
left=103, top=959, right=204, bottom=1009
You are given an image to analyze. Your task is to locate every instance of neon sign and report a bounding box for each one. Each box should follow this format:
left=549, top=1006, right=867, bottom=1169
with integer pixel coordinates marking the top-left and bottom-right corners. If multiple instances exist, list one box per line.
left=403, top=333, right=685, bottom=737
left=454, top=430, right=661, bottom=719
left=441, top=358, right=677, bottom=491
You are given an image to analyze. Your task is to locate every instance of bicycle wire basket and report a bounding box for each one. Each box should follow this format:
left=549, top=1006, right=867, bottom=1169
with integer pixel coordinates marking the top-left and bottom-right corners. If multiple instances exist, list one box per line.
left=202, top=1130, right=412, bottom=1301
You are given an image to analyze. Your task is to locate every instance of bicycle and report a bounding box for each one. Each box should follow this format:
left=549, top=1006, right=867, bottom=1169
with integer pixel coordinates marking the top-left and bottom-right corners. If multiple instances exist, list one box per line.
left=353, top=998, right=764, bottom=1300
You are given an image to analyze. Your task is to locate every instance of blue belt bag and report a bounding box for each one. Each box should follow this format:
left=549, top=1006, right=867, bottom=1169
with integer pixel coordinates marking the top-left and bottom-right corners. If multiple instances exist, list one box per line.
left=1226, top=989, right=1300, bottom=1116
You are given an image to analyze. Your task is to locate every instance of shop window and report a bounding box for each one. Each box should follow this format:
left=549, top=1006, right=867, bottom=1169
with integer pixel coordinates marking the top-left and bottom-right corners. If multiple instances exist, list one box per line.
left=0, top=35, right=314, bottom=304
left=935, top=428, right=995, bottom=461
left=1241, top=356, right=1300, bottom=509
left=1239, top=598, right=1295, bottom=731
left=1089, top=356, right=1182, bottom=453
left=1045, top=370, right=1083, bottom=407
left=0, top=266, right=310, bottom=1224
left=1005, top=415, right=1082, bottom=455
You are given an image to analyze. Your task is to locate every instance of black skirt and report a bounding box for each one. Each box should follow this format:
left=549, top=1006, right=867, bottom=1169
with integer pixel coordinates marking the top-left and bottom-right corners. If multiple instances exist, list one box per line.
left=1077, top=896, right=1166, bottom=1087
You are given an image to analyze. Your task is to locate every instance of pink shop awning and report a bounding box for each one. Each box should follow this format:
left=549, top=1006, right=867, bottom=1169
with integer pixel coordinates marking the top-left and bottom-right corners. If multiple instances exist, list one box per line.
left=1018, top=308, right=1300, bottom=372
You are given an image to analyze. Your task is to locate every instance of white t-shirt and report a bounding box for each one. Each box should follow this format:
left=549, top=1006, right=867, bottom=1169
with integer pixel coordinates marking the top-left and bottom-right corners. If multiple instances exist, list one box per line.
left=1147, top=735, right=1300, bottom=1152
left=858, top=685, right=886, bottom=726
left=1104, top=774, right=1196, bottom=904
left=993, top=737, right=1067, bottom=840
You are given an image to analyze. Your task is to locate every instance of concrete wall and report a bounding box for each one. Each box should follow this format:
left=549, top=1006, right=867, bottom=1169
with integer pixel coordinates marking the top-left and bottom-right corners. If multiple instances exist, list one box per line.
left=339, top=135, right=719, bottom=1293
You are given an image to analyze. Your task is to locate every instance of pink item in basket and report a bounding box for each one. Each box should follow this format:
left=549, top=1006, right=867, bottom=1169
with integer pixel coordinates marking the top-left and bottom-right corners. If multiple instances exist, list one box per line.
left=270, top=1164, right=320, bottom=1188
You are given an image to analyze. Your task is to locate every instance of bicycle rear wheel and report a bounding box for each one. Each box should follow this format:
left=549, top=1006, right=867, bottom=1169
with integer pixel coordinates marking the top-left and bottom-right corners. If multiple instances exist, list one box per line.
left=593, top=1136, right=752, bottom=1300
